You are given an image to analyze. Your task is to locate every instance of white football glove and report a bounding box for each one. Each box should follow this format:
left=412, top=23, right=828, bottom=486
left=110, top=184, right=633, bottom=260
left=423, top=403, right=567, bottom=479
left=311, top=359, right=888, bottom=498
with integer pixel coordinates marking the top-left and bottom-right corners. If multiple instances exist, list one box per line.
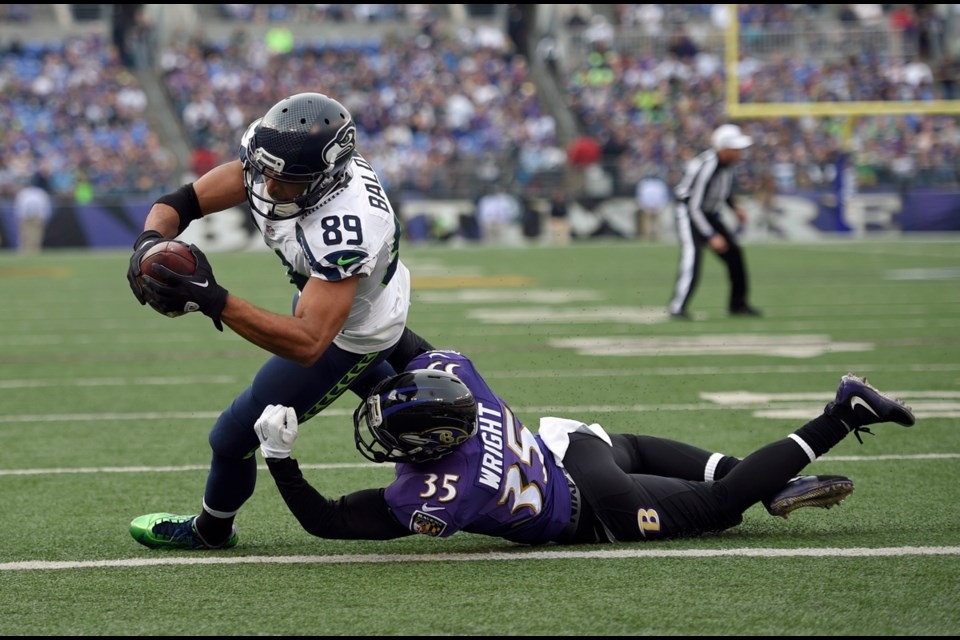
left=254, top=404, right=299, bottom=459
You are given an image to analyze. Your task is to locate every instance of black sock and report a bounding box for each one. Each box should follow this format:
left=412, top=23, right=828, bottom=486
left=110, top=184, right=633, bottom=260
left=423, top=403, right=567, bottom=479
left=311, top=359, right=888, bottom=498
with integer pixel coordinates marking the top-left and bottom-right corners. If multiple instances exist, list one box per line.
left=792, top=414, right=849, bottom=457
left=713, top=454, right=740, bottom=480
left=195, top=511, right=235, bottom=545
left=717, top=415, right=848, bottom=513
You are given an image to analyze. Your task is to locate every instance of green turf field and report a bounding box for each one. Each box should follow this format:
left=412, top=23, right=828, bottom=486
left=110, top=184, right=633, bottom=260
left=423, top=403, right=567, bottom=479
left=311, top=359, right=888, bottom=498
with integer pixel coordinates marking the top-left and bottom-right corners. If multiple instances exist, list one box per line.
left=1, top=238, right=958, bottom=635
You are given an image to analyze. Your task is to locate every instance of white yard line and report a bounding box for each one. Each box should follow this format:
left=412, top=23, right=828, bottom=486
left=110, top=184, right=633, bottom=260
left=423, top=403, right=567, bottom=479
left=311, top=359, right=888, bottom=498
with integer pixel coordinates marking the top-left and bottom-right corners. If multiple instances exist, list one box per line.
left=2, top=546, right=958, bottom=572
left=1, top=400, right=957, bottom=424
left=1, top=363, right=959, bottom=388
left=1, top=453, right=957, bottom=477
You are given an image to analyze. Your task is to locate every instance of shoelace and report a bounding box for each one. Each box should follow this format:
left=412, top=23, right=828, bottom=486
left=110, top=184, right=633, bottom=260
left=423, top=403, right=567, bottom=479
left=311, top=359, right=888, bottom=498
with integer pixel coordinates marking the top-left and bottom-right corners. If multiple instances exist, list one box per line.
left=851, top=426, right=875, bottom=445
left=153, top=518, right=194, bottom=542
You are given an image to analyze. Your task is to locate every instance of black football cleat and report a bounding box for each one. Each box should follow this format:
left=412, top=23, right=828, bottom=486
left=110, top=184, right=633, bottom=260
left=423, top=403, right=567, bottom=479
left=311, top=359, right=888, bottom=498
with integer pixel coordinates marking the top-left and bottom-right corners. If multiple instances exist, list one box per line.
left=763, top=475, right=854, bottom=519
left=825, top=373, right=916, bottom=443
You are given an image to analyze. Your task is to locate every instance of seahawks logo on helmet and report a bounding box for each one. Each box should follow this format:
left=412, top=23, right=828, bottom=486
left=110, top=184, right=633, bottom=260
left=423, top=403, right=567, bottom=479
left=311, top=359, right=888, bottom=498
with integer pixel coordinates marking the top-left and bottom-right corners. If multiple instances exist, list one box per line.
left=323, top=123, right=357, bottom=170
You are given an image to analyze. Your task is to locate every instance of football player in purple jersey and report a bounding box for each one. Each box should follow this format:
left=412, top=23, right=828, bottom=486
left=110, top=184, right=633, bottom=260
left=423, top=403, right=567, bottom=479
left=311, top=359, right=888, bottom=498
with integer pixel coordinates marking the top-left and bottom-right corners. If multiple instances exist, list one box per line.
left=252, top=350, right=915, bottom=544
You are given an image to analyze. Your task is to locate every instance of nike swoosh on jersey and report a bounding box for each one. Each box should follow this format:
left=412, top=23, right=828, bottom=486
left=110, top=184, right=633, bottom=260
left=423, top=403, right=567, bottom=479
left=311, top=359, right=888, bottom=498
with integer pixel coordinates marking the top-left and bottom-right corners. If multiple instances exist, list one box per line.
left=337, top=256, right=361, bottom=266
left=419, top=504, right=445, bottom=513
left=189, top=279, right=210, bottom=288
left=850, top=396, right=879, bottom=417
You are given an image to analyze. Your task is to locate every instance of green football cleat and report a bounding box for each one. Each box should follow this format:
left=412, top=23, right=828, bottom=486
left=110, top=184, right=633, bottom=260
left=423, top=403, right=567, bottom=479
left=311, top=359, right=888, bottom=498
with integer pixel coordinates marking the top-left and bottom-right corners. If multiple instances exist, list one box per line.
left=130, top=513, right=238, bottom=550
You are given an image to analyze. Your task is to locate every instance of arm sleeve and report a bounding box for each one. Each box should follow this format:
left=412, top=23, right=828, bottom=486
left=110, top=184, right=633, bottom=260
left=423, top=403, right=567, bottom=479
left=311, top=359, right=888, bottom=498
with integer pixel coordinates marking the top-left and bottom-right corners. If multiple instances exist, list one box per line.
left=266, top=457, right=413, bottom=540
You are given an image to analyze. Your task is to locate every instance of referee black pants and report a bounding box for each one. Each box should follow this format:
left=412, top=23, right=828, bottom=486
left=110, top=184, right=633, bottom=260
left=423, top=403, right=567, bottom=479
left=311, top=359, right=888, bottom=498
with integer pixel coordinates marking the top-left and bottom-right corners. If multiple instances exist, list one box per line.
left=668, top=205, right=748, bottom=314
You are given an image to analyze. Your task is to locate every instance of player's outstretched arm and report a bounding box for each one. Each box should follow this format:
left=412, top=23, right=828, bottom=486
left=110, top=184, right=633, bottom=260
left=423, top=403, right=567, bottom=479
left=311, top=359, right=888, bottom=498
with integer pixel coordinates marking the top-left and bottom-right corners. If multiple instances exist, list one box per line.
left=255, top=405, right=412, bottom=541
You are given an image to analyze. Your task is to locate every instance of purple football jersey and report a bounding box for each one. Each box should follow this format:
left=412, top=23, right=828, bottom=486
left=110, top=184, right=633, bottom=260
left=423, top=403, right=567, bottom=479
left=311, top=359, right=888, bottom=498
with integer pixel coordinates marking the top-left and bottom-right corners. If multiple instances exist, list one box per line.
left=383, top=350, right=573, bottom=544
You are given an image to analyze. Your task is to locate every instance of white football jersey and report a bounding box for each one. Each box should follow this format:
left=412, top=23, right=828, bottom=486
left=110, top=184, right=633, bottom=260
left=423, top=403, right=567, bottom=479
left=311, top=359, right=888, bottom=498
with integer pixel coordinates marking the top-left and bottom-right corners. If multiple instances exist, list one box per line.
left=249, top=154, right=410, bottom=353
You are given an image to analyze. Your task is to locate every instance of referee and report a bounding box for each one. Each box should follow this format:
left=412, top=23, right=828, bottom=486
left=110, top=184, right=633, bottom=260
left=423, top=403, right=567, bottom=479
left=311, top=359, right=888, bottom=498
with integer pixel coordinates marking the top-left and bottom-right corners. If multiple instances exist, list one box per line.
left=668, top=124, right=762, bottom=319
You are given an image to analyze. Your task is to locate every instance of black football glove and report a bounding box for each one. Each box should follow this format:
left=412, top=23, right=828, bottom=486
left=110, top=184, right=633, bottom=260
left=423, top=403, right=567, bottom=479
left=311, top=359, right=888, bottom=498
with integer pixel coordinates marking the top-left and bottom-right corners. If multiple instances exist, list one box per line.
left=141, top=244, right=229, bottom=332
left=145, top=292, right=190, bottom=318
left=127, top=229, right=165, bottom=305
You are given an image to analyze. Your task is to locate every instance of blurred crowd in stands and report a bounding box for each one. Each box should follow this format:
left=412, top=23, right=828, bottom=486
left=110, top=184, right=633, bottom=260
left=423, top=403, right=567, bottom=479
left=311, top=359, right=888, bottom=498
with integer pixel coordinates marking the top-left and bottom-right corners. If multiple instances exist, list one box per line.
left=214, top=4, right=410, bottom=23
left=0, top=3, right=957, bottom=217
left=0, top=33, right=178, bottom=202
left=160, top=10, right=556, bottom=205
left=565, top=4, right=959, bottom=200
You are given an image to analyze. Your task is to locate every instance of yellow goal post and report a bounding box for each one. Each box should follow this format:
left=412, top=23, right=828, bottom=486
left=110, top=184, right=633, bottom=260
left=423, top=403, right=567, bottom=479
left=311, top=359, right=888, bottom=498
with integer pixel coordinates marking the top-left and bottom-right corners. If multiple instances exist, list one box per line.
left=723, top=3, right=960, bottom=119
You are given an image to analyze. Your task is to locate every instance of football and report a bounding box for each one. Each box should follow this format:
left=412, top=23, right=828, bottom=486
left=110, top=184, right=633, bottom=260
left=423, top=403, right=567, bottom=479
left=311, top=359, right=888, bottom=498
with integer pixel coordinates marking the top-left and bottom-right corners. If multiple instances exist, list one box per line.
left=138, top=240, right=197, bottom=285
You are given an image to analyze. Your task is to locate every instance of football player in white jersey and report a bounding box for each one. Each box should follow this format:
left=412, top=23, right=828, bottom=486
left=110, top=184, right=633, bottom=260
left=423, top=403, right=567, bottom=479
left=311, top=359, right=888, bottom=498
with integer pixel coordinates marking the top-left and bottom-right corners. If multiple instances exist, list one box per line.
left=126, top=92, right=434, bottom=549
